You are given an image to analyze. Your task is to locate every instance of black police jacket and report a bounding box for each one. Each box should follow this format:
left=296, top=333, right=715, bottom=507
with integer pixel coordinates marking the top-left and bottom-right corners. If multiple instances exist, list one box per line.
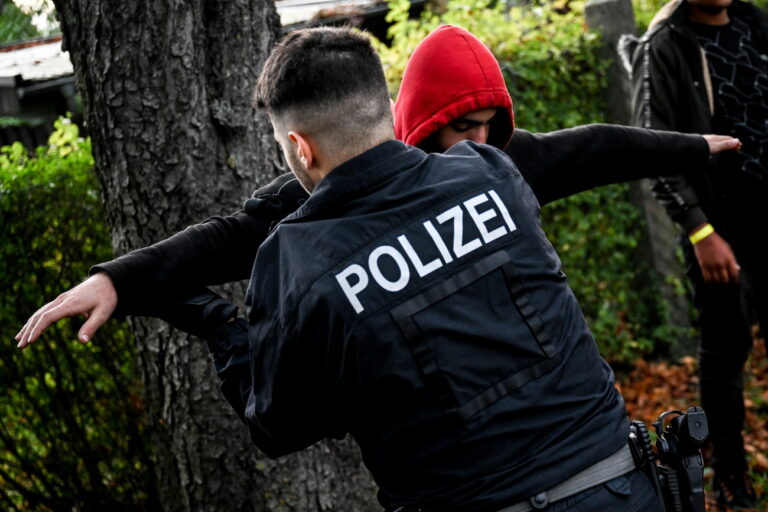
left=235, top=140, right=629, bottom=511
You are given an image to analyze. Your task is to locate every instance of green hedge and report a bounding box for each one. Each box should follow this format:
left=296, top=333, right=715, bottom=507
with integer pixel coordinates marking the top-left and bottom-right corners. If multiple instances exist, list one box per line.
left=0, top=118, right=157, bottom=510
left=376, top=0, right=675, bottom=363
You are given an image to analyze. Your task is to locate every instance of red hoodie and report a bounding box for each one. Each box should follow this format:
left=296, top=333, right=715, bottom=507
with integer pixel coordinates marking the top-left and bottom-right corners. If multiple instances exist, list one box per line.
left=394, top=25, right=515, bottom=150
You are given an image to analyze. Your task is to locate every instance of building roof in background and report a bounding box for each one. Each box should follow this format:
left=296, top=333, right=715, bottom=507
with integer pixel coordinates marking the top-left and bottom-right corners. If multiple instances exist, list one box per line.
left=0, top=35, right=71, bottom=83
left=0, top=0, right=387, bottom=85
left=277, top=0, right=382, bottom=26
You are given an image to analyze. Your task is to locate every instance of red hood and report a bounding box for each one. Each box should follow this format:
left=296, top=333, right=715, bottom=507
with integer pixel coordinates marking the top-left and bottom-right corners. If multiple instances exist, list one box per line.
left=394, top=25, right=514, bottom=150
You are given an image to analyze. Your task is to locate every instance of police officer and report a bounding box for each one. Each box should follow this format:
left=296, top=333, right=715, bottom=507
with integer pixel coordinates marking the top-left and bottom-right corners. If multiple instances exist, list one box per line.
left=241, top=27, right=662, bottom=511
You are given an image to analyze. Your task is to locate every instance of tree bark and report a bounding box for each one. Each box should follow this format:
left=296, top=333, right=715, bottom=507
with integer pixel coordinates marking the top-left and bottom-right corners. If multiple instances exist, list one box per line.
left=52, top=0, right=379, bottom=510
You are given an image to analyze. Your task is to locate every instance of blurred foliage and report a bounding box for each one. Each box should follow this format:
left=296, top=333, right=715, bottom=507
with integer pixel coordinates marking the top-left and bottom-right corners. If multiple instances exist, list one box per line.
left=632, top=0, right=671, bottom=33
left=0, top=117, right=159, bottom=511
left=0, top=1, right=38, bottom=43
left=633, top=0, right=768, bottom=34
left=375, top=0, right=678, bottom=364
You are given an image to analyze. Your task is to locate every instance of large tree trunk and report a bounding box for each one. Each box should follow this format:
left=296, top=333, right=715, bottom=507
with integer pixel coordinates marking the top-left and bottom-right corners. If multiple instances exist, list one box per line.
left=52, top=1, right=378, bottom=510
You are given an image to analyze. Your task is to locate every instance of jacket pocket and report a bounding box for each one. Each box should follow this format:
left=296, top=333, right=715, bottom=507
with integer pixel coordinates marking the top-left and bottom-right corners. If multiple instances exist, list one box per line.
left=390, top=249, right=561, bottom=423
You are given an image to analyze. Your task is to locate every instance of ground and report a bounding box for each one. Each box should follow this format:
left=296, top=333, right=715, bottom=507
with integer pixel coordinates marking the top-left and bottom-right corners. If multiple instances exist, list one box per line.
left=617, top=333, right=768, bottom=511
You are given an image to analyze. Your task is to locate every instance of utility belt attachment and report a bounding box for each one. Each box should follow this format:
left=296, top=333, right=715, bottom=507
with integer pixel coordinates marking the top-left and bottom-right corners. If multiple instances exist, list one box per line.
left=629, top=407, right=709, bottom=512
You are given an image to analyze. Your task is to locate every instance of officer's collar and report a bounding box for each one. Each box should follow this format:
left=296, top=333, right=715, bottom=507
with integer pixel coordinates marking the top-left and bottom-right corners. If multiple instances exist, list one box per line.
left=285, top=140, right=425, bottom=221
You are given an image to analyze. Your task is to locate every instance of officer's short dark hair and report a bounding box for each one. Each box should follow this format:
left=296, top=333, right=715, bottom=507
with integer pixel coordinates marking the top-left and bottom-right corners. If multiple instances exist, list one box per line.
left=255, top=27, right=392, bottom=152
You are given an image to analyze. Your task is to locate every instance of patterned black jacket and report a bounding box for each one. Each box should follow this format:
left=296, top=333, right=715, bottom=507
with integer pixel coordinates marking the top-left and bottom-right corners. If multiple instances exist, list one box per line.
left=630, top=0, right=768, bottom=234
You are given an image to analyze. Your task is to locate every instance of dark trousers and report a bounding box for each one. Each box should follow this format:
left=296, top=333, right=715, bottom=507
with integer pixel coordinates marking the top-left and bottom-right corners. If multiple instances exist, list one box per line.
left=683, top=235, right=768, bottom=476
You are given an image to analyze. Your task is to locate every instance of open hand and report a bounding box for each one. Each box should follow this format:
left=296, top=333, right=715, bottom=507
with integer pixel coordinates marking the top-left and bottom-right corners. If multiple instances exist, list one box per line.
left=703, top=134, right=742, bottom=154
left=16, top=272, right=118, bottom=349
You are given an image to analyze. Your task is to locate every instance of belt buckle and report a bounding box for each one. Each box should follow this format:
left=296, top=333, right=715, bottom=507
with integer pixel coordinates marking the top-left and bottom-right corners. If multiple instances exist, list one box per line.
left=530, top=491, right=549, bottom=510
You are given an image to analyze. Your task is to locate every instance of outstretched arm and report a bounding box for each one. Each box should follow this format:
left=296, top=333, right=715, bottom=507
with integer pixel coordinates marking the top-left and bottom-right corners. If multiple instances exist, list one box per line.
left=93, top=173, right=307, bottom=317
left=16, top=173, right=307, bottom=348
left=506, top=124, right=739, bottom=205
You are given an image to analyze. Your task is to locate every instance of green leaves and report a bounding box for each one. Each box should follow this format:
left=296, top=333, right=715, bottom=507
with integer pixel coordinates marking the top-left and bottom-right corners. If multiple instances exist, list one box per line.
left=0, top=1, right=39, bottom=44
left=0, top=115, right=94, bottom=193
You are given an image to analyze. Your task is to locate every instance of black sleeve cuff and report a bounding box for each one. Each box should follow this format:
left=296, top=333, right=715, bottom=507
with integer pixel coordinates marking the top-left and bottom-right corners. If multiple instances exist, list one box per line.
left=677, top=207, right=709, bottom=234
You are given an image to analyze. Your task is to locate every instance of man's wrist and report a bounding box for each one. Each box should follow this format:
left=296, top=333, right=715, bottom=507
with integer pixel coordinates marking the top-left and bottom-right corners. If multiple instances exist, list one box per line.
left=689, top=223, right=714, bottom=245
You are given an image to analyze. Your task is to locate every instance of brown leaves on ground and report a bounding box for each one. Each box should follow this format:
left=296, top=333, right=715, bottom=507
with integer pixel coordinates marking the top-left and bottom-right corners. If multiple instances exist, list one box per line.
left=618, top=355, right=700, bottom=420
left=616, top=335, right=768, bottom=509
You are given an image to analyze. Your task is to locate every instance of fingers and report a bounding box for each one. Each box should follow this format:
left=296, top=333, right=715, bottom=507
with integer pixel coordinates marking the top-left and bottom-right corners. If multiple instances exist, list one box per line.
left=77, top=306, right=112, bottom=344
left=16, top=297, right=58, bottom=346
left=701, top=264, right=722, bottom=283
left=727, top=260, right=741, bottom=284
left=700, top=261, right=741, bottom=284
left=16, top=296, right=75, bottom=349
left=701, top=265, right=727, bottom=284
left=717, top=251, right=741, bottom=284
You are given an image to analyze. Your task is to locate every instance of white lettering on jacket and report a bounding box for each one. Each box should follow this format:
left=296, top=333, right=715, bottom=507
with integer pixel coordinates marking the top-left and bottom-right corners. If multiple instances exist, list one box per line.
left=335, top=189, right=517, bottom=314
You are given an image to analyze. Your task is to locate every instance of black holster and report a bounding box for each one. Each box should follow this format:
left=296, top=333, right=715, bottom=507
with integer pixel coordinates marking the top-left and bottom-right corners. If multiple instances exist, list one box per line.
left=630, top=407, right=709, bottom=512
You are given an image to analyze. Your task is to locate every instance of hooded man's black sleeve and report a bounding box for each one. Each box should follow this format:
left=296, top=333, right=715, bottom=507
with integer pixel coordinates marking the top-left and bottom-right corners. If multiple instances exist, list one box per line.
left=506, top=124, right=709, bottom=207
left=89, top=173, right=308, bottom=317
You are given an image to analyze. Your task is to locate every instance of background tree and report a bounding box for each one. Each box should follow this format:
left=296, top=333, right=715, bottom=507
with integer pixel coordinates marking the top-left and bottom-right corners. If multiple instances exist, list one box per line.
left=49, top=1, right=378, bottom=510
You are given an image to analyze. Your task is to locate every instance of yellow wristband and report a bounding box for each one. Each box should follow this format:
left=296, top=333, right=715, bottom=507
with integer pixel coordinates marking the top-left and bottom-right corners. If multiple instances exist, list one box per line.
left=689, top=223, right=714, bottom=245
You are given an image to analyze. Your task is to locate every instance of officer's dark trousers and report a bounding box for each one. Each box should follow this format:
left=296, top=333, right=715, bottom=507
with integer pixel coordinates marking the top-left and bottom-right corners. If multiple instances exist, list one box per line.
left=528, top=469, right=663, bottom=512
left=684, top=233, right=768, bottom=477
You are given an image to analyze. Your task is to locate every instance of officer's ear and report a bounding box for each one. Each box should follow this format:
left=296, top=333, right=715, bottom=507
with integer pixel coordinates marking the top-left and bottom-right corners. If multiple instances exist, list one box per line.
left=288, top=131, right=315, bottom=170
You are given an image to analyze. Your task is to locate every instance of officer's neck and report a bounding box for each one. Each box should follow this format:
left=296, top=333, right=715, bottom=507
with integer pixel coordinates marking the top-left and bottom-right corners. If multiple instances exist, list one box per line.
left=310, top=135, right=396, bottom=190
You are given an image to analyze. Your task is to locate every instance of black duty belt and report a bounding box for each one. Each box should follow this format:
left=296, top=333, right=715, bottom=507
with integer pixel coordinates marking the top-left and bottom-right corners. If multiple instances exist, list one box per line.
left=497, top=444, right=637, bottom=512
